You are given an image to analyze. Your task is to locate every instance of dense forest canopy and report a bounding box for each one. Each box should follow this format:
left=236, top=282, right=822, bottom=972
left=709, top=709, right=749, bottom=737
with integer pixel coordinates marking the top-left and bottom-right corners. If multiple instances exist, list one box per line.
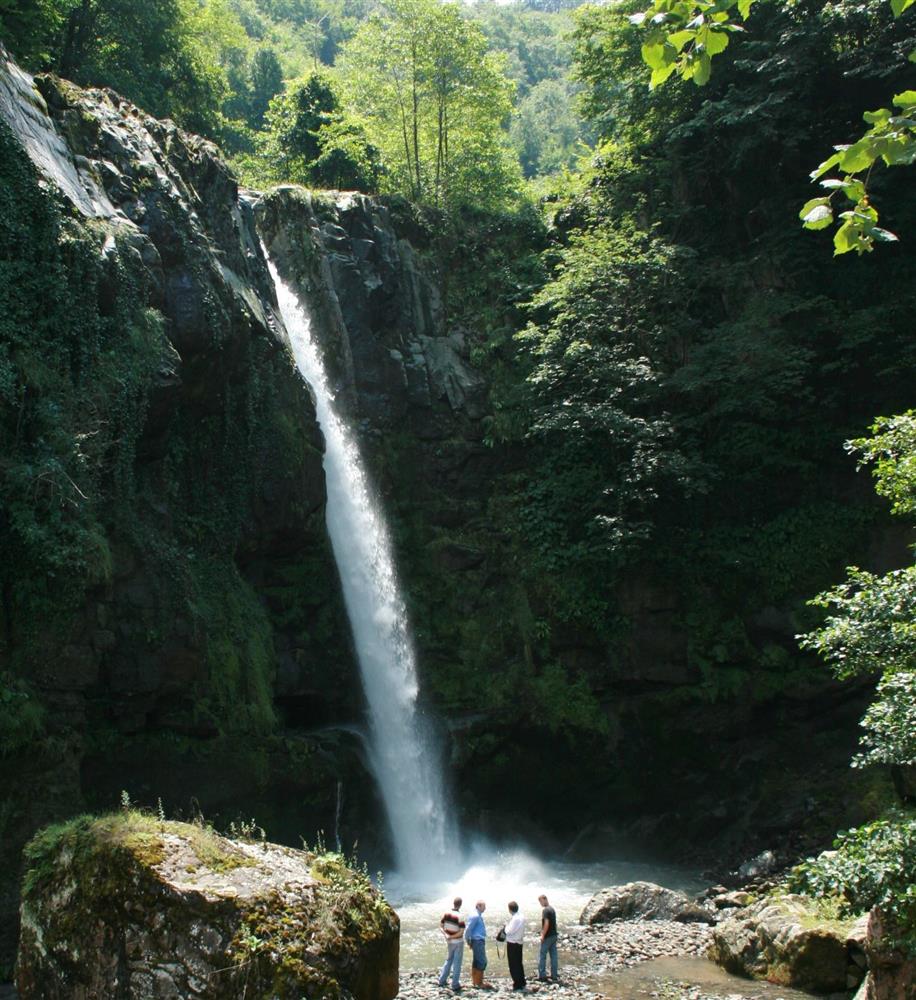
left=1, top=0, right=915, bottom=956
left=0, top=0, right=589, bottom=192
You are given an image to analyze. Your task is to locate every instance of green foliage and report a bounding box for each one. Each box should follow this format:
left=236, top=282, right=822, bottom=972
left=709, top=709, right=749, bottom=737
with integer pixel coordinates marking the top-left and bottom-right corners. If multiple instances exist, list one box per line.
left=627, top=0, right=754, bottom=90
left=624, top=0, right=915, bottom=250
left=0, top=0, right=65, bottom=67
left=255, top=71, right=380, bottom=190
left=800, top=413, right=916, bottom=769
left=336, top=0, right=522, bottom=210
left=467, top=0, right=916, bottom=712
left=530, top=662, right=609, bottom=734
left=0, top=674, right=45, bottom=756
left=786, top=810, right=916, bottom=953
left=512, top=78, right=586, bottom=177
left=188, top=558, right=278, bottom=735
left=849, top=411, right=916, bottom=518
left=0, top=120, right=171, bottom=651
left=512, top=221, right=700, bottom=598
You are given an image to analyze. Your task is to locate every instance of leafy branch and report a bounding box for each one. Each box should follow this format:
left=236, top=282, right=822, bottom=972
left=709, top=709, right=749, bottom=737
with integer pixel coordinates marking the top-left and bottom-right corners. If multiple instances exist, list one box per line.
left=628, top=0, right=755, bottom=88
left=627, top=0, right=914, bottom=252
left=801, top=90, right=916, bottom=254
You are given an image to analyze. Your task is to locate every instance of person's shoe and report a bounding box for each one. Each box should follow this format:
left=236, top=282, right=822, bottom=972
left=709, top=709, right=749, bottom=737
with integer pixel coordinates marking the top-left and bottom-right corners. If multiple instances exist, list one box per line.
left=451, top=987, right=462, bottom=993
left=537, top=977, right=549, bottom=983
left=550, top=979, right=559, bottom=984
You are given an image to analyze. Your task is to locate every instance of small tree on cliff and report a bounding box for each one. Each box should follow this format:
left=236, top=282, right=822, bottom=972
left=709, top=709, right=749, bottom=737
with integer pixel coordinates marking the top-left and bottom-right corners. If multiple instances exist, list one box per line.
left=259, top=73, right=381, bottom=192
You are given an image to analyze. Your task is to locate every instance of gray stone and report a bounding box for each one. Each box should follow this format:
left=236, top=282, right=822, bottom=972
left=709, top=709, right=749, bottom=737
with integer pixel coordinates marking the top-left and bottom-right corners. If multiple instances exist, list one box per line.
left=580, top=882, right=715, bottom=926
left=737, top=850, right=779, bottom=879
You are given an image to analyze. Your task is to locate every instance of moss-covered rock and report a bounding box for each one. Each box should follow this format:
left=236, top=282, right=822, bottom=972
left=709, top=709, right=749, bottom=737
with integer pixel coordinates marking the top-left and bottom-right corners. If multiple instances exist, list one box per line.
left=16, top=811, right=398, bottom=1000
left=709, top=893, right=866, bottom=993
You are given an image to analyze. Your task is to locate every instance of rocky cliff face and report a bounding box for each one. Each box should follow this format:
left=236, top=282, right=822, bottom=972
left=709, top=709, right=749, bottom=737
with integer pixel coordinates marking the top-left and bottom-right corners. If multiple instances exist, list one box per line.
left=0, top=49, right=366, bottom=968
left=0, top=45, right=501, bottom=972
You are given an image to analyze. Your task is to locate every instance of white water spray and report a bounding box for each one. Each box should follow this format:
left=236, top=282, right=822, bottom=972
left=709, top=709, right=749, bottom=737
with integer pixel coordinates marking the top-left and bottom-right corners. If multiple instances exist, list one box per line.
left=266, top=252, right=448, bottom=878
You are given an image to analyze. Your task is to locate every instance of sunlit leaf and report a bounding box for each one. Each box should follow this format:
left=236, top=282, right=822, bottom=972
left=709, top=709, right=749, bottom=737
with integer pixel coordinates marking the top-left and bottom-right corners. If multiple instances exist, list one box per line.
left=702, top=29, right=729, bottom=55
left=668, top=30, right=695, bottom=51
left=649, top=61, right=678, bottom=88
left=834, top=219, right=866, bottom=256
left=811, top=153, right=841, bottom=180
left=642, top=40, right=674, bottom=70
left=837, top=141, right=875, bottom=173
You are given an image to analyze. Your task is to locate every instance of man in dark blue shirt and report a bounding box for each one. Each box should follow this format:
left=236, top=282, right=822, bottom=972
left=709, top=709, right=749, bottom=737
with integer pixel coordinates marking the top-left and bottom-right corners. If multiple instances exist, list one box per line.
left=537, top=893, right=559, bottom=982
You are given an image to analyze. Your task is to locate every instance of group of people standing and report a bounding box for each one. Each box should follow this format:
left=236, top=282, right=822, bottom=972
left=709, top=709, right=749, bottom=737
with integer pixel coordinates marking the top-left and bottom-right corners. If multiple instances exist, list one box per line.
left=437, top=894, right=560, bottom=992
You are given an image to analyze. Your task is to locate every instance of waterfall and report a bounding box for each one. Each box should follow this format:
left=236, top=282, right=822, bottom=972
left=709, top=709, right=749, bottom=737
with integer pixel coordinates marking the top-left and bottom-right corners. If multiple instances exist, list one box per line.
left=265, top=252, right=448, bottom=879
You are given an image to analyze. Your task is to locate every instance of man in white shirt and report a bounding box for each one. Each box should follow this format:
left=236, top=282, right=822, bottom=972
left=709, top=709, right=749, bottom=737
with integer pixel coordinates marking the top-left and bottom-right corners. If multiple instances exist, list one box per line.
left=504, top=900, right=526, bottom=990
left=438, top=896, right=466, bottom=991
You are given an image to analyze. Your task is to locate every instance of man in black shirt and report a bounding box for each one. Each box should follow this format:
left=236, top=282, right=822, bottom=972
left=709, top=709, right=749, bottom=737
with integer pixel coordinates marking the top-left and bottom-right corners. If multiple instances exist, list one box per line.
left=537, top=893, right=558, bottom=982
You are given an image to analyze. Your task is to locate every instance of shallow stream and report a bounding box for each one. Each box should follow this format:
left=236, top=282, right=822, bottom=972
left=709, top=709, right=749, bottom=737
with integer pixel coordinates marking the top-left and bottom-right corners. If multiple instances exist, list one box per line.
left=596, top=956, right=818, bottom=1000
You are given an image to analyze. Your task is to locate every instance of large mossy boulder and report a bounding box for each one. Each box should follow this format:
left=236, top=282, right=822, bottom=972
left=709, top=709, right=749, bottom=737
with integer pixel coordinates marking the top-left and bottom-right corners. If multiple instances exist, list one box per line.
left=580, top=881, right=714, bottom=925
left=16, top=812, right=399, bottom=1000
left=709, top=894, right=865, bottom=994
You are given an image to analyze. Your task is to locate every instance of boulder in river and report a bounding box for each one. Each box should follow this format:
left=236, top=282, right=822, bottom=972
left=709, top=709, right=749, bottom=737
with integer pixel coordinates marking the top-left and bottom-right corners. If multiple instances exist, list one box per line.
left=709, top=893, right=865, bottom=994
left=580, top=881, right=714, bottom=926
left=16, top=811, right=399, bottom=1000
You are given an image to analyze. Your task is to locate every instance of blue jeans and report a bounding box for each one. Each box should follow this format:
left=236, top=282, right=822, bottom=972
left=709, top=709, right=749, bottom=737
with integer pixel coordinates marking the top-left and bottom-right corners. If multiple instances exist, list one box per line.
left=469, top=938, right=487, bottom=971
left=439, top=938, right=463, bottom=987
left=538, top=935, right=558, bottom=979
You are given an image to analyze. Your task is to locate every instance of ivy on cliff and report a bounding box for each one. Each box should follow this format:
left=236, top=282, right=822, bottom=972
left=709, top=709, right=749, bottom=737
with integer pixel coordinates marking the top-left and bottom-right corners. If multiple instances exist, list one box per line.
left=0, top=119, right=170, bottom=656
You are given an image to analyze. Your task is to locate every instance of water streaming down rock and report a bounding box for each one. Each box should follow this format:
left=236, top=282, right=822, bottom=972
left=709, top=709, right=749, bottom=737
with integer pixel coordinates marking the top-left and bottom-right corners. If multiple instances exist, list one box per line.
left=265, top=251, right=448, bottom=879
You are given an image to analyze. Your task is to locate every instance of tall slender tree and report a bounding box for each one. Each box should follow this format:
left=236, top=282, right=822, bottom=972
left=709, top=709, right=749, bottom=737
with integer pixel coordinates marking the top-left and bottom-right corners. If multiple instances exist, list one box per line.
left=336, top=0, right=519, bottom=209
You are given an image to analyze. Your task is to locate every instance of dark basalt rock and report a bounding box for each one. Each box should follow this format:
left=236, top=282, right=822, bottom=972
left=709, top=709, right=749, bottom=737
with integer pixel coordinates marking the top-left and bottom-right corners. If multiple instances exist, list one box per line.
left=0, top=47, right=364, bottom=968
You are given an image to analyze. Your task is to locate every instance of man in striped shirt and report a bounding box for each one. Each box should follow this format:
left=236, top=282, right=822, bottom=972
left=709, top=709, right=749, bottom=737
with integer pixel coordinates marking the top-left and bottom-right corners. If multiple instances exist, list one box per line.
left=438, top=897, right=466, bottom=990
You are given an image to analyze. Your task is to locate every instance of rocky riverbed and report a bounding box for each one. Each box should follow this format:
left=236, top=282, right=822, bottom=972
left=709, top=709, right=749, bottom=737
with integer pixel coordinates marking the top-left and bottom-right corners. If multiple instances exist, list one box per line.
left=396, top=918, right=828, bottom=1000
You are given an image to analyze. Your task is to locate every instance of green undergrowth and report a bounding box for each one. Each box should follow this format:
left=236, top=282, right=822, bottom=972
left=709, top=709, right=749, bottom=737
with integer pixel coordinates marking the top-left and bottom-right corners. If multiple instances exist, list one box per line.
left=188, top=558, right=277, bottom=735
left=22, top=809, right=256, bottom=903
left=785, top=808, right=916, bottom=954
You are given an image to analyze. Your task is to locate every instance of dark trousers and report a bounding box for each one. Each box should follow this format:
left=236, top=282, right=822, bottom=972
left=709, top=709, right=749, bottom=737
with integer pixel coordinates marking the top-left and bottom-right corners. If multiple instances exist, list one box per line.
left=507, top=942, right=526, bottom=989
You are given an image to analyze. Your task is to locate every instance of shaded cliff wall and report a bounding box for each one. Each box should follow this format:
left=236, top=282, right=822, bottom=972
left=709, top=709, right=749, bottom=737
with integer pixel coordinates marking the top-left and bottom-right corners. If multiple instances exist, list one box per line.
left=0, top=51, right=379, bottom=968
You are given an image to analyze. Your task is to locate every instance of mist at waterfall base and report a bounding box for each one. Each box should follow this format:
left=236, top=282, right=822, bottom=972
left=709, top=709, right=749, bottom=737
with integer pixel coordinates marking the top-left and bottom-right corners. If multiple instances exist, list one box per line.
left=265, top=251, right=700, bottom=971
left=387, top=843, right=703, bottom=971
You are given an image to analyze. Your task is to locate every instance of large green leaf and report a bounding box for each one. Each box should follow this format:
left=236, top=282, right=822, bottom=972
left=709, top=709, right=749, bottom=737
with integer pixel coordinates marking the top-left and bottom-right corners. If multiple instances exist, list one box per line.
left=799, top=198, right=833, bottom=230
